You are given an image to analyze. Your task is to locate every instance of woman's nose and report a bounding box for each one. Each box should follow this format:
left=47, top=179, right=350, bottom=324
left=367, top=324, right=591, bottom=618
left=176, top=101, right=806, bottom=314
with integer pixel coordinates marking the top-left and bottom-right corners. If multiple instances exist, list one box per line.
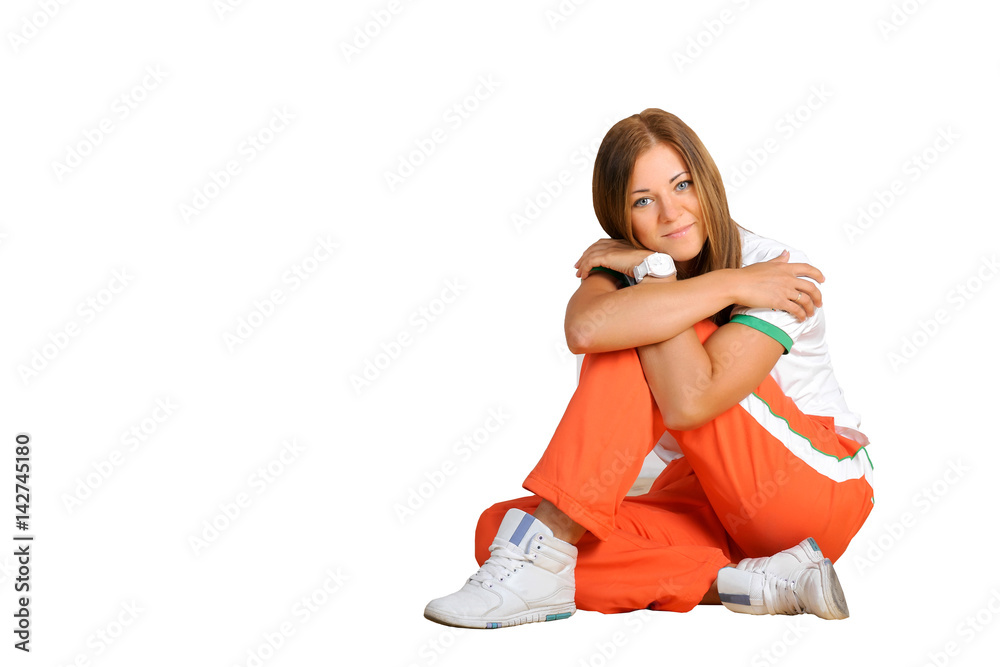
left=658, top=195, right=682, bottom=222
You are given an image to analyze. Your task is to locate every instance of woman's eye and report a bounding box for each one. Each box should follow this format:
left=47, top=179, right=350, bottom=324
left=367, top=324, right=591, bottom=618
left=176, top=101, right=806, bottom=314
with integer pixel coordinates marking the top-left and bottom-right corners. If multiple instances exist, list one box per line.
left=634, top=197, right=651, bottom=207
left=676, top=180, right=693, bottom=192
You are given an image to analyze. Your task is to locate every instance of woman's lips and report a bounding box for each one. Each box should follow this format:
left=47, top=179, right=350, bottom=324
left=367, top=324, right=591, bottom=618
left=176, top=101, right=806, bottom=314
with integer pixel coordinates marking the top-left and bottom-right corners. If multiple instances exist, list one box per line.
left=663, top=223, right=693, bottom=239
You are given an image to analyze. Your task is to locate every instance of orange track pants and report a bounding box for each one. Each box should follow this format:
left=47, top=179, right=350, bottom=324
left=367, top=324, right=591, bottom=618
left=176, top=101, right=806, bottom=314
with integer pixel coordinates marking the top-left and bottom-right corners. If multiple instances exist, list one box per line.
left=474, top=320, right=874, bottom=614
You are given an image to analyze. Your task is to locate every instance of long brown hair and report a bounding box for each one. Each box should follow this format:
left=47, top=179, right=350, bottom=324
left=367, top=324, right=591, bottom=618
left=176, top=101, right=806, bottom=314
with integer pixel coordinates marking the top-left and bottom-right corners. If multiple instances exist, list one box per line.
left=592, top=109, right=742, bottom=324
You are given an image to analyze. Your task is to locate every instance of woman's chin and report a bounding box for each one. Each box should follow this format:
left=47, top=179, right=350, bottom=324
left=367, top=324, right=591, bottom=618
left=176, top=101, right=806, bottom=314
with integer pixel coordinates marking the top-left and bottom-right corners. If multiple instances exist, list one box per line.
left=662, top=249, right=699, bottom=264
left=669, top=248, right=705, bottom=275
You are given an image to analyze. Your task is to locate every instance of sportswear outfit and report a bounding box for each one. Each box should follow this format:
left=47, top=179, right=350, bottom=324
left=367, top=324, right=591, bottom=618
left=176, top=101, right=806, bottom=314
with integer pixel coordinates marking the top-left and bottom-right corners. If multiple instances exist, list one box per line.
left=472, top=228, right=875, bottom=614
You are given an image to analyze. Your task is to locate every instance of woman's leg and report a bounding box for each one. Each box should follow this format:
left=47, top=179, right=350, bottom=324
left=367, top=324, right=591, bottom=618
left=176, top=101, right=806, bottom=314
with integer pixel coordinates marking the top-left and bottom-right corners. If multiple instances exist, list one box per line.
left=426, top=347, right=734, bottom=622
left=664, top=320, right=876, bottom=562
left=431, top=322, right=874, bottom=625
left=520, top=347, right=671, bottom=542
left=533, top=498, right=586, bottom=544
left=474, top=456, right=735, bottom=613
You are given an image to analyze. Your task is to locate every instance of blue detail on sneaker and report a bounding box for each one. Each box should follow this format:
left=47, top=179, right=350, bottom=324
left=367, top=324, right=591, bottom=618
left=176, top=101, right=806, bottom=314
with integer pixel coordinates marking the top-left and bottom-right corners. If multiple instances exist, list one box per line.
left=545, top=612, right=572, bottom=621
left=508, top=514, right=536, bottom=547
left=718, top=593, right=751, bottom=606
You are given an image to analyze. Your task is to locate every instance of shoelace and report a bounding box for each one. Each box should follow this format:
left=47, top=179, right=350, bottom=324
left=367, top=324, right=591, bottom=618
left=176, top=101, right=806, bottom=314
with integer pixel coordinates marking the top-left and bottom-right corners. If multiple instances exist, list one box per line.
left=469, top=542, right=535, bottom=585
left=763, top=573, right=805, bottom=615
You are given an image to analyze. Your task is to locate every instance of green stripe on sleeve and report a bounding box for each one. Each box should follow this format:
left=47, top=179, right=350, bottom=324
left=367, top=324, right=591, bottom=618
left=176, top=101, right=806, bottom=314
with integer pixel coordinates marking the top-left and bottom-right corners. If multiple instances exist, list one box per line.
left=731, top=314, right=793, bottom=354
left=589, top=266, right=629, bottom=289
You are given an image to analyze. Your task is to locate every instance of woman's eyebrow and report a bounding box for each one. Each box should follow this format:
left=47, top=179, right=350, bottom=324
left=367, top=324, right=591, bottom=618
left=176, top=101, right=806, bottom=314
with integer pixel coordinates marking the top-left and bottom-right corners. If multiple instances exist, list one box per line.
left=631, top=171, right=689, bottom=193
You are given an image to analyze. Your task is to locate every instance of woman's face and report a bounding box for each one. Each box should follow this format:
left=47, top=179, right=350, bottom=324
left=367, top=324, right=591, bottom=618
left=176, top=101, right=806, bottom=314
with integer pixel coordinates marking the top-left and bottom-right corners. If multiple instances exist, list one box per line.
left=628, top=142, right=707, bottom=272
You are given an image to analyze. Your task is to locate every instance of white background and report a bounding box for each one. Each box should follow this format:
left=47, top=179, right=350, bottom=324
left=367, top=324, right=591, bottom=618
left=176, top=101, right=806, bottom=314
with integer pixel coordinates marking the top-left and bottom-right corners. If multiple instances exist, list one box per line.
left=2, top=0, right=998, bottom=665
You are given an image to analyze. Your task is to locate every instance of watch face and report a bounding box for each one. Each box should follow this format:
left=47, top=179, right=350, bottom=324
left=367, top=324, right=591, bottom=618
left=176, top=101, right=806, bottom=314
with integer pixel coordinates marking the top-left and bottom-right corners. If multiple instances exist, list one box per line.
left=649, top=254, right=674, bottom=273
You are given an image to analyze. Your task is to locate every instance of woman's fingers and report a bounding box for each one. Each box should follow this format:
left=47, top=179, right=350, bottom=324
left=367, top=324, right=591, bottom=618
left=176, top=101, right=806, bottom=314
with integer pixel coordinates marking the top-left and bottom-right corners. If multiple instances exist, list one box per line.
left=784, top=262, right=825, bottom=318
left=798, top=291, right=816, bottom=318
left=575, top=238, right=645, bottom=279
left=788, top=283, right=822, bottom=319
left=575, top=247, right=598, bottom=277
left=794, top=278, right=823, bottom=308
left=788, top=294, right=811, bottom=321
left=575, top=239, right=612, bottom=277
left=789, top=262, right=825, bottom=284
left=576, top=251, right=601, bottom=279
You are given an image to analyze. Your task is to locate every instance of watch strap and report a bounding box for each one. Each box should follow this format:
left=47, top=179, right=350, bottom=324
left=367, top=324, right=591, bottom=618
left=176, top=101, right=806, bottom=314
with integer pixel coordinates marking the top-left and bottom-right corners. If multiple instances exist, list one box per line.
left=634, top=258, right=649, bottom=282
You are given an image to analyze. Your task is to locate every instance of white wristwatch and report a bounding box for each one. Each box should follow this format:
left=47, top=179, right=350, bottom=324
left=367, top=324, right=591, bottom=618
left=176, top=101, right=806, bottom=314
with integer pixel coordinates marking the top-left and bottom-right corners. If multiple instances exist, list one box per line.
left=634, top=253, right=677, bottom=282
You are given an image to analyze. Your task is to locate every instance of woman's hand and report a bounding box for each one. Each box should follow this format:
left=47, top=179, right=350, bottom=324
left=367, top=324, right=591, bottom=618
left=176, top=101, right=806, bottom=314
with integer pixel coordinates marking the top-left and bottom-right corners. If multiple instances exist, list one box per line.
left=734, top=250, right=825, bottom=321
left=574, top=238, right=651, bottom=279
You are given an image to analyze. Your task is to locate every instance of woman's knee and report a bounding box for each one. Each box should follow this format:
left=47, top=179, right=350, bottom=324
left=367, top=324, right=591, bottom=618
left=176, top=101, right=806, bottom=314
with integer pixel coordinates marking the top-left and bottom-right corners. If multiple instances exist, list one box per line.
left=721, top=482, right=870, bottom=562
left=578, top=347, right=644, bottom=381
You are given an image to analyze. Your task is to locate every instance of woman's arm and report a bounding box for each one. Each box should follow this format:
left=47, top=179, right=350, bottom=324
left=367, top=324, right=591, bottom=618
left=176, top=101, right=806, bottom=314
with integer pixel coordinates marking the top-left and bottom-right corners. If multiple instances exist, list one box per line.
left=565, top=254, right=823, bottom=354
left=636, top=311, right=785, bottom=431
left=565, top=269, right=740, bottom=353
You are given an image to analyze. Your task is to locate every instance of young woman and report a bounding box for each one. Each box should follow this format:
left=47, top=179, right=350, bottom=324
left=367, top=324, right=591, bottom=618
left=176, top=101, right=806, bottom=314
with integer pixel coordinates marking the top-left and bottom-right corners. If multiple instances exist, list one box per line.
left=424, top=109, right=874, bottom=629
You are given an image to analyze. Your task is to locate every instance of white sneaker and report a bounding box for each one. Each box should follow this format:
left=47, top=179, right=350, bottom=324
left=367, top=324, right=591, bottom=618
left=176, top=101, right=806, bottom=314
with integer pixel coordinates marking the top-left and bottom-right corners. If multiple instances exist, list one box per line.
left=424, top=508, right=578, bottom=629
left=716, top=537, right=850, bottom=620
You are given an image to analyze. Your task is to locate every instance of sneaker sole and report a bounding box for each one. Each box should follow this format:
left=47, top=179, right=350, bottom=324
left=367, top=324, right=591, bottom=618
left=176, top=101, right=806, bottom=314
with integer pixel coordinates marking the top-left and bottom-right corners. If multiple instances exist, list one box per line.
left=423, top=603, right=576, bottom=630
left=817, top=558, right=850, bottom=620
